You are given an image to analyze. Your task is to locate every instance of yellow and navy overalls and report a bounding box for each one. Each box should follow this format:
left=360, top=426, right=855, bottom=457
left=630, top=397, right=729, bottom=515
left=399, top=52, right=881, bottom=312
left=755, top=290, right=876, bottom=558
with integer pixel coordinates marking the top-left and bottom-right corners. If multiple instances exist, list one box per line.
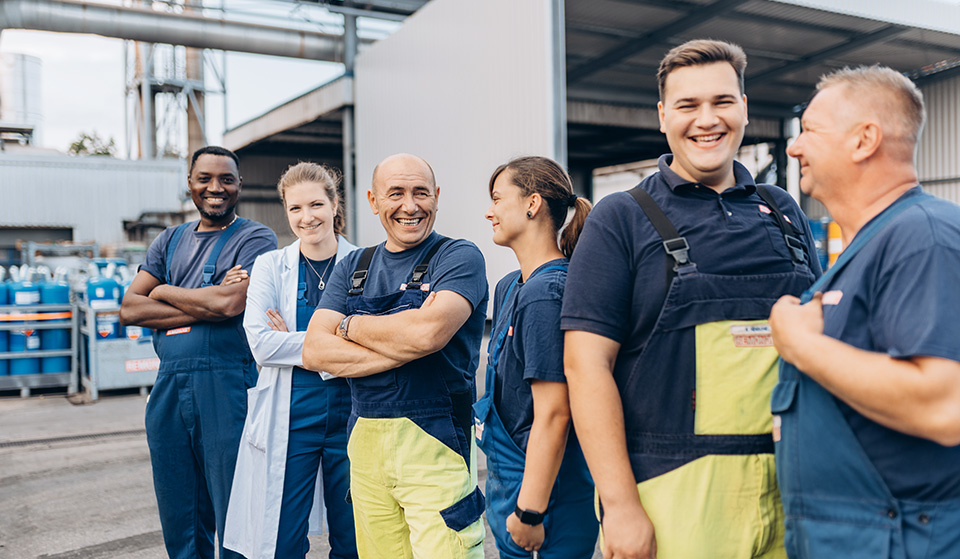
left=474, top=264, right=597, bottom=559
left=773, top=192, right=960, bottom=558
left=612, top=186, right=816, bottom=558
left=146, top=218, right=254, bottom=559
left=344, top=237, right=485, bottom=559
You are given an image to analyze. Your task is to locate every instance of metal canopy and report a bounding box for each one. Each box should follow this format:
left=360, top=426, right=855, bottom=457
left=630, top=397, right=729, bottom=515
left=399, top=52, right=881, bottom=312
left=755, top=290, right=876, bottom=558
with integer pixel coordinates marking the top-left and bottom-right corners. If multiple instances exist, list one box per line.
left=228, top=0, right=960, bottom=174
left=565, top=0, right=960, bottom=168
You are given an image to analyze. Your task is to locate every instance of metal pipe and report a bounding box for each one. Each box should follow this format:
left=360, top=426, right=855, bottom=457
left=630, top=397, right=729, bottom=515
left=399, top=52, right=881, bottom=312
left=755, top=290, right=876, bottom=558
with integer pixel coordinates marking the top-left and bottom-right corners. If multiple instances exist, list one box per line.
left=0, top=0, right=348, bottom=61
left=343, top=11, right=358, bottom=241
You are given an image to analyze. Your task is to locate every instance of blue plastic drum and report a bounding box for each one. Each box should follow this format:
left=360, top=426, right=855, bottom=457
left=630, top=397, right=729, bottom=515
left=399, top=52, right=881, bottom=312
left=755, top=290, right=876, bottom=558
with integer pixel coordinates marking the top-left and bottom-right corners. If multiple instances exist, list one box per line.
left=40, top=281, right=71, bottom=373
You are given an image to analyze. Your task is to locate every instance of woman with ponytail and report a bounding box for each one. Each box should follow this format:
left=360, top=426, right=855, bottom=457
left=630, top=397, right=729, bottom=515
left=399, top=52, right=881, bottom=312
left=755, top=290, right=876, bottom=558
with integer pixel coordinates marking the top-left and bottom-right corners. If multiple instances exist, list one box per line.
left=474, top=156, right=598, bottom=558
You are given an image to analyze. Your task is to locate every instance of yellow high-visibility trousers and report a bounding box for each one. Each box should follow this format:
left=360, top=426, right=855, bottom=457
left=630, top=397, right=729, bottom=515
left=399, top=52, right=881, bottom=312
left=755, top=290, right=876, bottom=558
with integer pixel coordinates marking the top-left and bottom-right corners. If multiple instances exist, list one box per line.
left=348, top=417, right=485, bottom=559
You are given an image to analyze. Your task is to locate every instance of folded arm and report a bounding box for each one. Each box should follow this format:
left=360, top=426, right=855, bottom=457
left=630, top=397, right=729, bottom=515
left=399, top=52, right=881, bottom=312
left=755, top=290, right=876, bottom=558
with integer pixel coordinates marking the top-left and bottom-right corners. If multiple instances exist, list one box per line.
left=771, top=294, right=960, bottom=447
left=148, top=278, right=249, bottom=321
left=119, top=270, right=197, bottom=330
left=302, top=308, right=406, bottom=378
left=565, top=330, right=657, bottom=559
left=345, top=290, right=472, bottom=362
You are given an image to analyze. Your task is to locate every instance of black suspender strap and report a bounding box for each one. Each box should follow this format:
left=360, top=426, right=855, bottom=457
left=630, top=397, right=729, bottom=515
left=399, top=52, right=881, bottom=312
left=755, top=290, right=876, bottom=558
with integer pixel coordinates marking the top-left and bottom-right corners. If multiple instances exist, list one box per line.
left=407, top=236, right=451, bottom=289
left=348, top=246, right=377, bottom=296
left=347, top=236, right=452, bottom=297
left=628, top=186, right=697, bottom=284
left=755, top=185, right=808, bottom=265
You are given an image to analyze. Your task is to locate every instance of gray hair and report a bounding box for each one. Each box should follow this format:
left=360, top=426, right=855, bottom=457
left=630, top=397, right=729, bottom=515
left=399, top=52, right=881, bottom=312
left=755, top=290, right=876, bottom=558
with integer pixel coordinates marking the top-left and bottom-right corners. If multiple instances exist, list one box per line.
left=817, top=65, right=925, bottom=148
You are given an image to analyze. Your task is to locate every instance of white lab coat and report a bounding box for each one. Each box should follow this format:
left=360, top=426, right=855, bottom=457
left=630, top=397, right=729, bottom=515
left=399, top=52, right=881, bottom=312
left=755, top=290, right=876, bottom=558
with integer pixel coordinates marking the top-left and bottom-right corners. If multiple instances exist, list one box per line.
left=223, top=236, right=358, bottom=559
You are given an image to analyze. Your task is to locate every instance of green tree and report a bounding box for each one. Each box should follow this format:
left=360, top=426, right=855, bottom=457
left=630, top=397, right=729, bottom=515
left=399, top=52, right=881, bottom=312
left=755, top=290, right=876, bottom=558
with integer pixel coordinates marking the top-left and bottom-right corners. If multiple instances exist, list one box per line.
left=67, top=131, right=117, bottom=156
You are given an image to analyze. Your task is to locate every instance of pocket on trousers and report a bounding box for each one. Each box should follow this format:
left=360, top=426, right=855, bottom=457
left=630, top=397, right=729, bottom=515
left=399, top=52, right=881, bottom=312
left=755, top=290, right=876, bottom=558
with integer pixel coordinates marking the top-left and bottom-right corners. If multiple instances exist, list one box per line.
left=441, top=486, right=486, bottom=549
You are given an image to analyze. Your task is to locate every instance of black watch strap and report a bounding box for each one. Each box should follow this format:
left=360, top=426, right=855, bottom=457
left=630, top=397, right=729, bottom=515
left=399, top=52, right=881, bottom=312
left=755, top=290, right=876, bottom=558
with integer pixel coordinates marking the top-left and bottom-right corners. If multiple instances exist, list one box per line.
left=514, top=505, right=545, bottom=526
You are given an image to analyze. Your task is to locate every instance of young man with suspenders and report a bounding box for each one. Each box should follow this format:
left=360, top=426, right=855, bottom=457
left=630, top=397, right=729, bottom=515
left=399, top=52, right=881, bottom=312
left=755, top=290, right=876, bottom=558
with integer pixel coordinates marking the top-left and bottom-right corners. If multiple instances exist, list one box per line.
left=562, top=40, right=821, bottom=558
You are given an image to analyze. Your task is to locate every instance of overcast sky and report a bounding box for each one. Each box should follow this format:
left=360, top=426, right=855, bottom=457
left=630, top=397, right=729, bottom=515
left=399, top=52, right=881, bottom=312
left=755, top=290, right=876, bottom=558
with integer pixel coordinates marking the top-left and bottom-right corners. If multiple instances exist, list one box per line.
left=0, top=1, right=392, bottom=157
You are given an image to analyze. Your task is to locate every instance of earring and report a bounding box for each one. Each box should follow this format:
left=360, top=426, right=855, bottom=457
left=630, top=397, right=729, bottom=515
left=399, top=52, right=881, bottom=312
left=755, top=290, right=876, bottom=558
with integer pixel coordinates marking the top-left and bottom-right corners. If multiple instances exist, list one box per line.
left=526, top=211, right=533, bottom=219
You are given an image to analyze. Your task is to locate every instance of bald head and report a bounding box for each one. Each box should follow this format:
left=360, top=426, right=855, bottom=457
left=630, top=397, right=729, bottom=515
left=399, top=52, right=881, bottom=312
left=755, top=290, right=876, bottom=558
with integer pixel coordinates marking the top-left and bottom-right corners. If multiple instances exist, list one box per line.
left=815, top=66, right=925, bottom=161
left=372, top=153, right=437, bottom=194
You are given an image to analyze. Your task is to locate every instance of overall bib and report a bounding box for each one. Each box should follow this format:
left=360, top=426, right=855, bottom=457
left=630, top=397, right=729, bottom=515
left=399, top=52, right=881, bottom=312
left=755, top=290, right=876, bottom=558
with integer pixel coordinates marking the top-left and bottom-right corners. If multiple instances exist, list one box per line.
left=274, top=258, right=357, bottom=558
left=146, top=218, right=254, bottom=559
left=772, top=193, right=960, bottom=559
left=344, top=238, right=485, bottom=559
left=613, top=187, right=815, bottom=558
left=474, top=266, right=597, bottom=559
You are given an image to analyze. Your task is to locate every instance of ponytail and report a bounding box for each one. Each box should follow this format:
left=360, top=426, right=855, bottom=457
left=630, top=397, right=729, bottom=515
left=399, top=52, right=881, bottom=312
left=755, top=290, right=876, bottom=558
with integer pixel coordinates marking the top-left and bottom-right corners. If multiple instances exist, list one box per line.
left=559, top=196, right=593, bottom=258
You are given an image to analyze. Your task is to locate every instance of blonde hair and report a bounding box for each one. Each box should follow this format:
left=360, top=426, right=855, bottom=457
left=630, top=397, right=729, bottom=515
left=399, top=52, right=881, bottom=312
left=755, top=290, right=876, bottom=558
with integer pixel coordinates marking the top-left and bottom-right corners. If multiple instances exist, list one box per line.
left=277, top=162, right=346, bottom=237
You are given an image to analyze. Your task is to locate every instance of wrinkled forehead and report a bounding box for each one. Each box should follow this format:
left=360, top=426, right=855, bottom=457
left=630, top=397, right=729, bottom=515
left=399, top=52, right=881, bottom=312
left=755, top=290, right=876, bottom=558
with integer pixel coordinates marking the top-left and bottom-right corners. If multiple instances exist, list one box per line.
left=374, top=158, right=435, bottom=193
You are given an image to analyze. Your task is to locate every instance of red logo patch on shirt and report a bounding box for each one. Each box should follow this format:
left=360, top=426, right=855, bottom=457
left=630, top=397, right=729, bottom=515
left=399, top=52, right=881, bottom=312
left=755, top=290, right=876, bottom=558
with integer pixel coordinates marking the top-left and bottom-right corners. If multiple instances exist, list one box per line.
left=822, top=290, right=843, bottom=305
left=166, top=326, right=191, bottom=336
left=758, top=204, right=772, bottom=214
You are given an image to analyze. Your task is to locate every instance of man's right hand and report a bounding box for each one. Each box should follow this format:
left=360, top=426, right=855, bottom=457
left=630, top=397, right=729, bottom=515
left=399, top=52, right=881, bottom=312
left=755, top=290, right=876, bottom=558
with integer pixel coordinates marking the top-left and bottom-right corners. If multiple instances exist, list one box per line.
left=601, top=502, right=657, bottom=559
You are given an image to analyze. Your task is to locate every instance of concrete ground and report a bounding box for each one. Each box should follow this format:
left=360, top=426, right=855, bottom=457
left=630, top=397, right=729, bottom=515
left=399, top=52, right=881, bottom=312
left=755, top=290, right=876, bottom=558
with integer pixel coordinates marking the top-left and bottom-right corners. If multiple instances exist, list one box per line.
left=0, top=392, right=602, bottom=558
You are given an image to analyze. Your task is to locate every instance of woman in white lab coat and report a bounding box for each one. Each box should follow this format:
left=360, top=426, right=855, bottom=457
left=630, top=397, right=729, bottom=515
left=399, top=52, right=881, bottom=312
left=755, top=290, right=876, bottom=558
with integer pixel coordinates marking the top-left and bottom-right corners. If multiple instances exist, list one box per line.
left=224, top=162, right=358, bottom=559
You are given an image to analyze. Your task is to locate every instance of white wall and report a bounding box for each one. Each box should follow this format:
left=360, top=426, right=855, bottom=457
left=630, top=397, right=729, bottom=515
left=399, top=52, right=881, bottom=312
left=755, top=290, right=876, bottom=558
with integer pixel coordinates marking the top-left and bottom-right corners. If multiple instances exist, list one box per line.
left=0, top=154, right=185, bottom=244
left=354, top=0, right=560, bottom=305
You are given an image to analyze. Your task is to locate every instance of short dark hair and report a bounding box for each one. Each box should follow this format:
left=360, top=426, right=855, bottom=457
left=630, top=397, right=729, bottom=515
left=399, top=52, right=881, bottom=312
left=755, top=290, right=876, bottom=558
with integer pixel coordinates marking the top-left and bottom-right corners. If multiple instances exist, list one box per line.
left=189, top=146, right=240, bottom=174
left=657, top=39, right=747, bottom=100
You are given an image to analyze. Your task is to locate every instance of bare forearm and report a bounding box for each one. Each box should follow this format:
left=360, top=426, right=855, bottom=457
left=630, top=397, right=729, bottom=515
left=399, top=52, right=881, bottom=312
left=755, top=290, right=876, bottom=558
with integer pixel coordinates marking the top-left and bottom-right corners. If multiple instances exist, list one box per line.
left=347, top=291, right=471, bottom=362
left=517, top=410, right=569, bottom=512
left=119, top=293, right=197, bottom=329
left=567, top=370, right=641, bottom=509
left=347, top=309, right=442, bottom=361
left=150, top=283, right=244, bottom=321
left=303, top=328, right=405, bottom=377
left=787, top=332, right=960, bottom=445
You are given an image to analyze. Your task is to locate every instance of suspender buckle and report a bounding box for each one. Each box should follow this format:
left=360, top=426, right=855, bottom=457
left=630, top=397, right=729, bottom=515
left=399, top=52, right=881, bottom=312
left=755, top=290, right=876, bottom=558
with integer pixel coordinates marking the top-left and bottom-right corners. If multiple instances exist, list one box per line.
left=348, top=270, right=368, bottom=296
left=663, top=237, right=691, bottom=267
left=784, top=234, right=808, bottom=264
left=407, top=264, right=429, bottom=289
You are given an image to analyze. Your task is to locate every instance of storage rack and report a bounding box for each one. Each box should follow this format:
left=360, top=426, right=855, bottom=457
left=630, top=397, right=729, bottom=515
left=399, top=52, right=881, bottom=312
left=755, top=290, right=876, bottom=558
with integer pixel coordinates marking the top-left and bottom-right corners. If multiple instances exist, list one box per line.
left=0, top=303, right=79, bottom=398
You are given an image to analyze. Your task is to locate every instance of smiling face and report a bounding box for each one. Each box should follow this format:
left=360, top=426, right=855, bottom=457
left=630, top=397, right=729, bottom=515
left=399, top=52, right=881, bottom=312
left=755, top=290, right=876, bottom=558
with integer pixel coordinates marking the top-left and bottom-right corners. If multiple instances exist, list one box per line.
left=658, top=61, right=748, bottom=191
left=367, top=155, right=439, bottom=252
left=485, top=171, right=530, bottom=248
left=786, top=85, right=853, bottom=202
left=284, top=180, right=337, bottom=248
left=188, top=154, right=241, bottom=225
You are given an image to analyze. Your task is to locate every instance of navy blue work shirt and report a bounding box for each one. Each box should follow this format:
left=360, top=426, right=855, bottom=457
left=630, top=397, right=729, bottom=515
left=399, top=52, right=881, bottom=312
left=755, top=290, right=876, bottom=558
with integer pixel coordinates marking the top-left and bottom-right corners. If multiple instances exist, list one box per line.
left=141, top=219, right=277, bottom=288
left=492, top=259, right=569, bottom=450
left=318, top=231, right=488, bottom=395
left=822, top=187, right=960, bottom=501
left=561, top=154, right=821, bottom=350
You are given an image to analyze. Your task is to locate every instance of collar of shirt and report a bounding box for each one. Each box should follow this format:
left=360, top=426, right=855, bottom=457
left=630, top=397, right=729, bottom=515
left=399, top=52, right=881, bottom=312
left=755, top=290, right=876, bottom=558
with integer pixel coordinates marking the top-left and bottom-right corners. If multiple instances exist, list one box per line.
left=657, top=154, right=757, bottom=196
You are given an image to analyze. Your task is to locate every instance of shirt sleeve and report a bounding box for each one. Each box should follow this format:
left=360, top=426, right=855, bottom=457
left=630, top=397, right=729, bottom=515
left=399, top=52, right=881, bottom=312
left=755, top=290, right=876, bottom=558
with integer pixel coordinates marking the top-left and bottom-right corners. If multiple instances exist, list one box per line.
left=139, top=227, right=175, bottom=283
left=873, top=243, right=960, bottom=363
left=561, top=197, right=637, bottom=342
left=516, top=297, right=566, bottom=384
left=430, top=240, right=488, bottom=311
